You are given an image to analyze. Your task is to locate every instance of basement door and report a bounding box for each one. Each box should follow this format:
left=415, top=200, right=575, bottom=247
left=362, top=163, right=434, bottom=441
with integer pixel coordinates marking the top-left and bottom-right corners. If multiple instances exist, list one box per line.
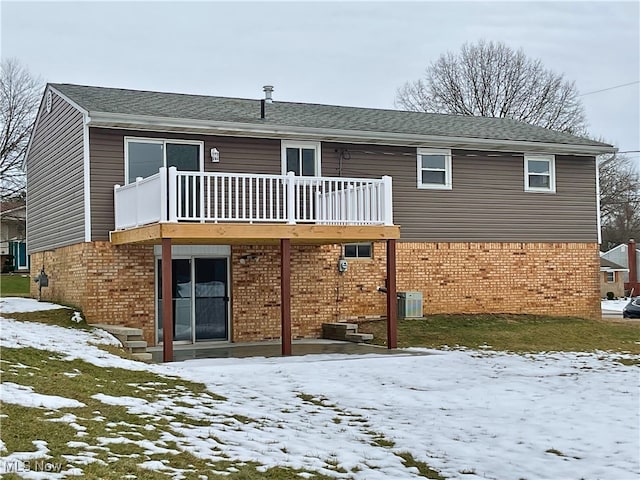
left=156, top=257, right=229, bottom=343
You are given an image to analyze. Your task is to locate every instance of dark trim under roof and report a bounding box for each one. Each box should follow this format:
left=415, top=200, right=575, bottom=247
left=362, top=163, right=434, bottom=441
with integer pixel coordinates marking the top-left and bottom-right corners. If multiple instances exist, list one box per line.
left=49, top=83, right=614, bottom=154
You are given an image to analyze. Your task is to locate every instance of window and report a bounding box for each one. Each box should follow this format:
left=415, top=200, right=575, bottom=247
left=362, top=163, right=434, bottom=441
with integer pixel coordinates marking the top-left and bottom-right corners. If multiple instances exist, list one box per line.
left=417, top=148, right=452, bottom=189
left=125, top=138, right=203, bottom=184
left=525, top=154, right=555, bottom=193
left=606, top=271, right=615, bottom=283
left=281, top=141, right=321, bottom=176
left=344, top=243, right=372, bottom=259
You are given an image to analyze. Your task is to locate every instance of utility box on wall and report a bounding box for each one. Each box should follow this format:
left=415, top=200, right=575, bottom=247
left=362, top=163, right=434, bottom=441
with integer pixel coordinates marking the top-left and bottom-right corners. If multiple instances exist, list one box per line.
left=398, top=291, right=423, bottom=318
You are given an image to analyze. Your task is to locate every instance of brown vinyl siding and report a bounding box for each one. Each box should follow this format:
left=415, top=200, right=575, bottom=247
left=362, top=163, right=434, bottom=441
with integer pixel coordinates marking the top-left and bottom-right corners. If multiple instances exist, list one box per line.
left=27, top=92, right=85, bottom=253
left=89, top=128, right=280, bottom=240
left=87, top=129, right=597, bottom=243
left=322, top=144, right=598, bottom=242
left=88, top=129, right=124, bottom=240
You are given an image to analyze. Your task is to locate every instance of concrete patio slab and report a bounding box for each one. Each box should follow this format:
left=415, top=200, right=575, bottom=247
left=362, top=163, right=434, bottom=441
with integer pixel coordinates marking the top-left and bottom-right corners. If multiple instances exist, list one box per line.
left=147, top=339, right=415, bottom=362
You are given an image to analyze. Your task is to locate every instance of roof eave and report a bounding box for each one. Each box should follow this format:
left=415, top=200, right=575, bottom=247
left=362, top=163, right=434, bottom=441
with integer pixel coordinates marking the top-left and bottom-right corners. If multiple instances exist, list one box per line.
left=87, top=111, right=616, bottom=156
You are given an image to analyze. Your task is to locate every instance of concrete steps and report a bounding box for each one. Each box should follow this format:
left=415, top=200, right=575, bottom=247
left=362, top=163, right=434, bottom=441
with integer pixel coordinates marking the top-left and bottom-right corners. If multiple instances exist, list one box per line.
left=345, top=332, right=374, bottom=343
left=322, top=322, right=373, bottom=343
left=90, top=324, right=152, bottom=362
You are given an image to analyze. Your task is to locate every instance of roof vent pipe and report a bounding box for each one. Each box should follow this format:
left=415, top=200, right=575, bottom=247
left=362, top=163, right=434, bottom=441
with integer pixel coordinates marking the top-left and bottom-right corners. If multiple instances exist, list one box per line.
left=263, top=85, right=274, bottom=104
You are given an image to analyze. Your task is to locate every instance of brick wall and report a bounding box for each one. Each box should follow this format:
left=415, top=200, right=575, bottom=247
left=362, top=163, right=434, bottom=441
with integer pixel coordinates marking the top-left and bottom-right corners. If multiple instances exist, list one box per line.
left=30, top=242, right=156, bottom=344
left=231, top=242, right=601, bottom=342
left=397, top=242, right=601, bottom=319
left=30, top=241, right=601, bottom=346
left=231, top=244, right=387, bottom=341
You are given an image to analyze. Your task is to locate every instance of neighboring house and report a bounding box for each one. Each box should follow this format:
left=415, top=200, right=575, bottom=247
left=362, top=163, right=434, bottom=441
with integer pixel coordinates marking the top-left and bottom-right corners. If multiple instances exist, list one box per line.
left=25, top=83, right=614, bottom=354
left=0, top=200, right=28, bottom=272
left=601, top=240, right=640, bottom=294
left=599, top=258, right=628, bottom=298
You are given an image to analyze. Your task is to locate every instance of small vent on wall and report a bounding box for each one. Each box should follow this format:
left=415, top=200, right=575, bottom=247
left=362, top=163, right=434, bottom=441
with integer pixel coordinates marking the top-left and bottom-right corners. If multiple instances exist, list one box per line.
left=46, top=91, right=52, bottom=113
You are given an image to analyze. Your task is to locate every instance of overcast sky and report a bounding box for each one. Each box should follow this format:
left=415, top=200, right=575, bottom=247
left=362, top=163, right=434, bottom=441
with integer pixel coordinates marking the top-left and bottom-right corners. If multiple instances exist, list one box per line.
left=2, top=1, right=639, bottom=164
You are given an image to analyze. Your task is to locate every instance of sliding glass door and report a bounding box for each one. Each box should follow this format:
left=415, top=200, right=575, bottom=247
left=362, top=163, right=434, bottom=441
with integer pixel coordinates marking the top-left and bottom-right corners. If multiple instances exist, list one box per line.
left=157, top=257, right=228, bottom=343
left=194, top=258, right=228, bottom=341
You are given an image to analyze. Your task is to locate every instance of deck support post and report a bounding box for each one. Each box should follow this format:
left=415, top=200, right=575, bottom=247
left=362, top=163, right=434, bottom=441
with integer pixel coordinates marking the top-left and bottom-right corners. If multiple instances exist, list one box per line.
left=162, top=238, right=174, bottom=362
left=280, top=238, right=292, bottom=356
left=386, top=239, right=398, bottom=349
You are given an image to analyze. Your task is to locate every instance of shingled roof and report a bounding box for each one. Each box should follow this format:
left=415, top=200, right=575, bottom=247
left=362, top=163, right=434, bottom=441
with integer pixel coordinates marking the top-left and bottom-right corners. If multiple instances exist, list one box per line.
left=50, top=83, right=612, bottom=151
left=600, top=258, right=628, bottom=271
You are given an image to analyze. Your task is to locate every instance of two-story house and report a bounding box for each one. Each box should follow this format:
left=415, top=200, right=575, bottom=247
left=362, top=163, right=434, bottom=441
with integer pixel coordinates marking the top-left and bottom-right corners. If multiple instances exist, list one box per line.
left=26, top=84, right=613, bottom=358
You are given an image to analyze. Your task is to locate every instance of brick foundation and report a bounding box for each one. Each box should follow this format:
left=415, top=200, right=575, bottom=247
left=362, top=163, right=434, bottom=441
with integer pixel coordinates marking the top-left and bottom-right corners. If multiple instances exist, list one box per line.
left=30, top=242, right=156, bottom=344
left=30, top=241, right=601, bottom=346
left=396, top=242, right=601, bottom=319
left=231, top=244, right=387, bottom=342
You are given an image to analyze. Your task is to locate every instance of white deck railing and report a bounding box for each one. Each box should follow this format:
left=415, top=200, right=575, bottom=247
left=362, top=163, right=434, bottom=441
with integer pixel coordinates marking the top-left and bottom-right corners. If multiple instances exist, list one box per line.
left=114, top=167, right=393, bottom=230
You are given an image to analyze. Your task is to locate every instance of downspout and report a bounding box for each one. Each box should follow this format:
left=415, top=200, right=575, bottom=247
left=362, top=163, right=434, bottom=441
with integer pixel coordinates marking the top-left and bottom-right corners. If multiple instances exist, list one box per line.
left=83, top=115, right=92, bottom=242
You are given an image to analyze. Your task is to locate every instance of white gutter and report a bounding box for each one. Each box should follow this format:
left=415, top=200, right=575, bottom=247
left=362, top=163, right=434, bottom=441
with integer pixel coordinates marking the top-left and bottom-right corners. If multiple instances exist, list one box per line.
left=87, top=111, right=616, bottom=156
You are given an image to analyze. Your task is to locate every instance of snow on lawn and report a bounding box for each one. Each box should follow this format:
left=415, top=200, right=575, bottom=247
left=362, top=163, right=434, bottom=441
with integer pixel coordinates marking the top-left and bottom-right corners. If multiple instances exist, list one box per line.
left=1, top=297, right=639, bottom=479
left=173, top=352, right=640, bottom=480
left=1, top=383, right=86, bottom=409
left=0, top=297, right=68, bottom=313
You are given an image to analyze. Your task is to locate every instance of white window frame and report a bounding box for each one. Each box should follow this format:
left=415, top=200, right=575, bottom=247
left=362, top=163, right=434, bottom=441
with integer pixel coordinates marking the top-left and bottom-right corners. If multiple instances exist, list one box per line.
left=281, top=140, right=322, bottom=176
left=124, top=137, right=204, bottom=185
left=605, top=271, right=615, bottom=283
left=417, top=148, right=452, bottom=190
left=524, top=154, right=556, bottom=193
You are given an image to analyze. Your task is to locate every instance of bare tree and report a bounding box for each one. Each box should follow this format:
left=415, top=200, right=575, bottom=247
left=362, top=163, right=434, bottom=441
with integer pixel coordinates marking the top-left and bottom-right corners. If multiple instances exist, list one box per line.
left=396, top=40, right=587, bottom=135
left=1, top=58, right=43, bottom=201
left=599, top=153, right=640, bottom=250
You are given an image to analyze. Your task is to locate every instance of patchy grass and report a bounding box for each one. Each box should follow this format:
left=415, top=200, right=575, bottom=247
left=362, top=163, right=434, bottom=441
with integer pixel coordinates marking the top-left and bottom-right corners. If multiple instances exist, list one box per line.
left=0, top=345, right=342, bottom=479
left=0, top=274, right=30, bottom=296
left=358, top=314, right=640, bottom=353
left=7, top=308, right=91, bottom=330
left=545, top=448, right=565, bottom=457
left=0, top=312, right=451, bottom=478
left=396, top=452, right=446, bottom=479
left=297, top=392, right=333, bottom=407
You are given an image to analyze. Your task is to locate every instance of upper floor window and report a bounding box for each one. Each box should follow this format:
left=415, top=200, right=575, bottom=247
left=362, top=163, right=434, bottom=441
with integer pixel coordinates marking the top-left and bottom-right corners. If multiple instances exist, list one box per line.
left=417, top=148, right=452, bottom=190
left=524, top=154, right=555, bottom=193
left=125, top=137, right=203, bottom=184
left=281, top=141, right=321, bottom=176
left=605, top=271, right=615, bottom=283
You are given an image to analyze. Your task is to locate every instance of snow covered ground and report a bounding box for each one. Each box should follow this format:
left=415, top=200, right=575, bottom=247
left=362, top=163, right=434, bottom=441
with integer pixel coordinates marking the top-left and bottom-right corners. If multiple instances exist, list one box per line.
left=601, top=298, right=633, bottom=313
left=0, top=297, right=67, bottom=313
left=1, top=298, right=639, bottom=479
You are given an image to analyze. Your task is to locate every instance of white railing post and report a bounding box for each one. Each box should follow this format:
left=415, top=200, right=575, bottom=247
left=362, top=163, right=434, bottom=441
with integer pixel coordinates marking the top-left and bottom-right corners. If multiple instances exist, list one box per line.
left=200, top=172, right=205, bottom=222
left=135, top=177, right=143, bottom=226
left=348, top=184, right=355, bottom=222
left=286, top=171, right=296, bottom=225
left=382, top=175, right=393, bottom=226
left=114, top=184, right=121, bottom=229
left=159, top=167, right=168, bottom=222
left=315, top=185, right=322, bottom=224
left=168, top=166, right=178, bottom=222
